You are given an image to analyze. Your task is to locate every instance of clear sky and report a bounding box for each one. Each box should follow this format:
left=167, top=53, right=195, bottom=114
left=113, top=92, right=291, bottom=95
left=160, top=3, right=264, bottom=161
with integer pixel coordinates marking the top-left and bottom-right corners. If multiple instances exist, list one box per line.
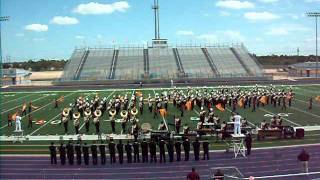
left=1, top=0, right=319, bottom=61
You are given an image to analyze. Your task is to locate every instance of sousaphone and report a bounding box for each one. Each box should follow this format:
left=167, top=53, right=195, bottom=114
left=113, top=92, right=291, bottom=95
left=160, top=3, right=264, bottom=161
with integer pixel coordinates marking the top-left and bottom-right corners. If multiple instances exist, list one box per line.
left=84, top=108, right=92, bottom=117
left=73, top=112, right=81, bottom=119
left=120, top=110, right=128, bottom=118
left=131, top=107, right=138, bottom=116
left=62, top=108, right=70, bottom=117
left=93, top=109, right=102, bottom=124
left=109, top=108, right=116, bottom=117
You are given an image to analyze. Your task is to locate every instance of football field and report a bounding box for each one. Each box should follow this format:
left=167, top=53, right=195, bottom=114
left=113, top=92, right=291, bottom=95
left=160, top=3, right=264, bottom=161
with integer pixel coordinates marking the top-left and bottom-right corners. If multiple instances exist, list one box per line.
left=1, top=84, right=320, bottom=154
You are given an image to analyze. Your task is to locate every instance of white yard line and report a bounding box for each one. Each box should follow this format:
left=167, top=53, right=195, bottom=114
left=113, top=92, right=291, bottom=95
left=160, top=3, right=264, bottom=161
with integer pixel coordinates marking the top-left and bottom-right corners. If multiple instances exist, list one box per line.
left=259, top=108, right=301, bottom=126
left=1, top=94, right=34, bottom=105
left=0, top=92, right=76, bottom=130
left=1, top=95, right=48, bottom=114
left=290, top=106, right=320, bottom=119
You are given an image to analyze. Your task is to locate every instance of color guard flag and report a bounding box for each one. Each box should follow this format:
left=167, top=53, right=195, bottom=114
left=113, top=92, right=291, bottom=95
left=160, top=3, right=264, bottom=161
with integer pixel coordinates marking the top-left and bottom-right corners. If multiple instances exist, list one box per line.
left=215, top=103, right=225, bottom=112
left=259, top=96, right=267, bottom=105
left=12, top=111, right=18, bottom=121
left=135, top=91, right=143, bottom=97
left=35, top=119, right=45, bottom=125
left=22, top=103, right=27, bottom=112
left=159, top=108, right=167, bottom=117
left=186, top=101, right=192, bottom=111
left=315, top=96, right=320, bottom=102
left=238, top=98, right=244, bottom=108
left=57, top=96, right=64, bottom=102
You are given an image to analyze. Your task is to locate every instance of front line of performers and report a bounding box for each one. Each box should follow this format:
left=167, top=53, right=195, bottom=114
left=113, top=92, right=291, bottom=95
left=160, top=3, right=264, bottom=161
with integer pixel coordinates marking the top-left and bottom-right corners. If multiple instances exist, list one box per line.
left=49, top=137, right=211, bottom=165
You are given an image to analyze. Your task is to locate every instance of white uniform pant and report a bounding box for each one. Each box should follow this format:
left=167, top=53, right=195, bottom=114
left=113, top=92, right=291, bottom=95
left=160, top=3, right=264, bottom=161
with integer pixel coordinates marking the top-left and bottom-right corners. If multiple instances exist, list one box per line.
left=15, top=121, right=22, bottom=131
left=234, top=123, right=241, bottom=135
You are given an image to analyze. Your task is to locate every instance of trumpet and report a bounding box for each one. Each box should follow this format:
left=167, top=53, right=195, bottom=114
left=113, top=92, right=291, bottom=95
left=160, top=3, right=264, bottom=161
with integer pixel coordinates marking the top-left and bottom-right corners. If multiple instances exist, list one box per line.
left=120, top=110, right=128, bottom=118
left=109, top=108, right=116, bottom=117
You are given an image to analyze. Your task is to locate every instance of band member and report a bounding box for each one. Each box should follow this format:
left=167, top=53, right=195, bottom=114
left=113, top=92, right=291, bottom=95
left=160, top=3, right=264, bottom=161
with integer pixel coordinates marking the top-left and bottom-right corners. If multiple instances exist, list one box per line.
left=28, top=114, right=33, bottom=128
left=54, top=98, right=59, bottom=108
left=28, top=101, right=33, bottom=113
left=49, top=142, right=57, bottom=164
left=93, top=110, right=101, bottom=134
left=133, top=141, right=140, bottom=163
left=15, top=113, right=22, bottom=132
left=309, top=97, right=312, bottom=110
left=174, top=140, right=182, bottom=161
left=183, top=138, right=190, bottom=161
left=99, top=141, right=106, bottom=165
left=183, top=124, right=190, bottom=135
left=158, top=121, right=167, bottom=131
left=82, top=143, right=89, bottom=165
left=175, top=117, right=181, bottom=134
left=109, top=138, right=116, bottom=164
left=59, top=143, right=66, bottom=165
left=91, top=141, right=98, bottom=165
left=166, top=140, right=174, bottom=162
left=149, top=139, right=157, bottom=163
left=22, top=102, right=27, bottom=116
left=84, top=108, right=91, bottom=133
left=245, top=133, right=252, bottom=156
left=117, top=140, right=124, bottom=164
left=192, top=138, right=200, bottom=161
left=158, top=139, right=166, bottom=163
left=66, top=141, right=74, bottom=165
left=141, top=138, right=149, bottom=163
left=73, top=112, right=80, bottom=134
left=233, top=112, right=242, bottom=135
left=125, top=141, right=133, bottom=163
left=74, top=141, right=82, bottom=165
left=261, top=120, right=268, bottom=130
left=131, top=122, right=140, bottom=141
left=62, top=108, right=69, bottom=134
left=148, top=99, right=153, bottom=113
left=7, top=113, right=13, bottom=127
left=282, top=96, right=287, bottom=111
left=202, top=140, right=210, bottom=160
left=110, top=116, right=116, bottom=134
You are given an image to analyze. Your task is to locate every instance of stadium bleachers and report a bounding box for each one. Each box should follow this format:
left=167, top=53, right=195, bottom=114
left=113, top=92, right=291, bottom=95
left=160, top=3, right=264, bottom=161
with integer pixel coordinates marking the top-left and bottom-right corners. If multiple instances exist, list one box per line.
left=79, top=48, right=114, bottom=81
left=148, top=47, right=179, bottom=79
left=177, top=47, right=215, bottom=78
left=61, top=45, right=263, bottom=81
left=206, top=47, right=248, bottom=77
left=114, top=48, right=145, bottom=80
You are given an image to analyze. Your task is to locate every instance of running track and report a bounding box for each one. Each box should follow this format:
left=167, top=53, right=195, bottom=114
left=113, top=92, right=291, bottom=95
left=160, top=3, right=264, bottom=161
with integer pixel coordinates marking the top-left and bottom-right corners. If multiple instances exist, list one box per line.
left=0, top=144, right=319, bottom=180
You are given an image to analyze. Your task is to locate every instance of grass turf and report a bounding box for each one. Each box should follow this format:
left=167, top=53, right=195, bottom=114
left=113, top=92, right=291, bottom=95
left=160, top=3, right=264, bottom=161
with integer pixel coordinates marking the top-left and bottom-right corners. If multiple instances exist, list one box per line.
left=1, top=84, right=320, bottom=154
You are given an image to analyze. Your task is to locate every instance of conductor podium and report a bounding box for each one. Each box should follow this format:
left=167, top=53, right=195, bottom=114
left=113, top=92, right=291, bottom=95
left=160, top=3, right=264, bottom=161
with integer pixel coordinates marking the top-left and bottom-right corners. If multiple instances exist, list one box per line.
left=12, top=130, right=24, bottom=143
left=226, top=134, right=246, bottom=158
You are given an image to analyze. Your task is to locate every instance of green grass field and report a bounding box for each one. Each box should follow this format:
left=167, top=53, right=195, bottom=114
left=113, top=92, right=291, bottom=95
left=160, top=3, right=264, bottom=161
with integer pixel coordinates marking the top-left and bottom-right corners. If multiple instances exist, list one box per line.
left=1, top=84, right=320, bottom=154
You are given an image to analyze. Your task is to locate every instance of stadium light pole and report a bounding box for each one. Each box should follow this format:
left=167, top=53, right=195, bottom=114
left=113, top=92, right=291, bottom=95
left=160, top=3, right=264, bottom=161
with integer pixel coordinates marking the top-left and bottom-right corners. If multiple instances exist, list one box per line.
left=0, top=16, right=10, bottom=81
left=306, top=12, right=319, bottom=78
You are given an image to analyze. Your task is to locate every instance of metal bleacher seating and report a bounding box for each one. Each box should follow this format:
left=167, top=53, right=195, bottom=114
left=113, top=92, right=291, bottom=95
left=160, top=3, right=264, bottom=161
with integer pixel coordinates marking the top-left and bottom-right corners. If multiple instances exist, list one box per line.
left=114, top=48, right=145, bottom=80
left=177, top=47, right=215, bottom=78
left=148, top=47, right=179, bottom=79
left=79, top=48, right=114, bottom=80
left=206, top=47, right=248, bottom=77
left=61, top=49, right=86, bottom=80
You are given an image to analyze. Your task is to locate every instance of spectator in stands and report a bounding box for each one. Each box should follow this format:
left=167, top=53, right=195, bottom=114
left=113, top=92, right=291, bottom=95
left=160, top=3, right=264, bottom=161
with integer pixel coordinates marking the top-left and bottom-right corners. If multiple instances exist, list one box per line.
left=297, top=149, right=310, bottom=173
left=187, top=167, right=200, bottom=180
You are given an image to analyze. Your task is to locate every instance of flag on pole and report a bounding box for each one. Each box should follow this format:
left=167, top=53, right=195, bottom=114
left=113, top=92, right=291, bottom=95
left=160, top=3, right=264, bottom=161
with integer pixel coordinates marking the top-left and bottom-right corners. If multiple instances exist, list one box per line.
left=135, top=91, right=143, bottom=97
left=159, top=108, right=167, bottom=117
left=238, top=98, right=244, bottom=108
left=12, top=111, right=18, bottom=121
left=259, top=96, right=267, bottom=105
left=22, top=103, right=27, bottom=112
left=215, top=103, right=225, bottom=112
left=186, top=101, right=192, bottom=111
left=57, top=96, right=64, bottom=102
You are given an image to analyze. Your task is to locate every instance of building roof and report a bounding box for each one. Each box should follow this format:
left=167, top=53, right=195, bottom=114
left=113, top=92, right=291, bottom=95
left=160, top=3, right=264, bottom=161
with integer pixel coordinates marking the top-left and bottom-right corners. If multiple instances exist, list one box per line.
left=289, top=62, right=319, bottom=69
left=2, top=68, right=32, bottom=78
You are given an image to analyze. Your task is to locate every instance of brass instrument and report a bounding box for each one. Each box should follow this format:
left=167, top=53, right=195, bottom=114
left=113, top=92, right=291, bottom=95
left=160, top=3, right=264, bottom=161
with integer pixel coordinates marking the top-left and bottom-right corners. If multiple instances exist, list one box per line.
left=120, top=110, right=128, bottom=118
left=62, top=108, right=69, bottom=123
left=109, top=108, right=116, bottom=117
left=93, top=109, right=101, bottom=124
left=131, top=107, right=138, bottom=116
